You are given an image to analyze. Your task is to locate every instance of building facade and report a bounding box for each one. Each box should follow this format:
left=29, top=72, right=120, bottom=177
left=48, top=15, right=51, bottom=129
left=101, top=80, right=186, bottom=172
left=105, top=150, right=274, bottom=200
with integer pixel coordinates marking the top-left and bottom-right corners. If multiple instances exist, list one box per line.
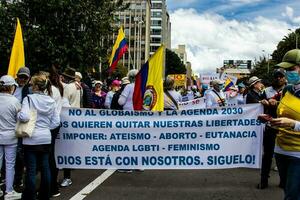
left=150, top=0, right=171, bottom=55
left=114, top=0, right=151, bottom=70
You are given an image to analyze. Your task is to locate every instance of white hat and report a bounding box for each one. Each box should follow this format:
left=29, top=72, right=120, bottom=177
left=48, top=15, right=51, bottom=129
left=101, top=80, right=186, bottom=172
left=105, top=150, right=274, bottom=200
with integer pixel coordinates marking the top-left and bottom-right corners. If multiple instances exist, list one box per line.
left=248, top=76, right=262, bottom=87
left=75, top=72, right=82, bottom=79
left=121, top=77, right=130, bottom=85
left=93, top=80, right=103, bottom=87
left=0, top=75, right=18, bottom=87
left=211, top=79, right=224, bottom=86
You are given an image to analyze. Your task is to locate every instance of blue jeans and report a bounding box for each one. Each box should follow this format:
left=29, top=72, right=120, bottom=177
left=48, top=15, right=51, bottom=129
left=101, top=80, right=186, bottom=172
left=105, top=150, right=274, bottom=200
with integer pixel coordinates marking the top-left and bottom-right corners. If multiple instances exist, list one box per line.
left=275, top=153, right=300, bottom=200
left=22, top=149, right=51, bottom=200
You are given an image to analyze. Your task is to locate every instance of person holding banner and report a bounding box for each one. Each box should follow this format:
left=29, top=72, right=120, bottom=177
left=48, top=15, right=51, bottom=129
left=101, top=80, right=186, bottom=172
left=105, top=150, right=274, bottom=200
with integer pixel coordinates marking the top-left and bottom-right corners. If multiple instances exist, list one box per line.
left=246, top=76, right=268, bottom=105
left=257, top=69, right=286, bottom=190
left=205, top=79, right=227, bottom=108
left=270, top=49, right=300, bottom=200
left=237, top=82, right=246, bottom=105
left=163, top=77, right=182, bottom=110
left=118, top=69, right=138, bottom=111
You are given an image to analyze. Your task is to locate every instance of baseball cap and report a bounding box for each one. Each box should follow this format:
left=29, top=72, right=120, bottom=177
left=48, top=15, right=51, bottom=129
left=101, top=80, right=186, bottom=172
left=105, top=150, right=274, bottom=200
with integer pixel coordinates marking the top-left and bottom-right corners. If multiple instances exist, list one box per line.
left=0, top=75, right=18, bottom=86
left=17, top=67, right=30, bottom=77
left=273, top=68, right=286, bottom=77
left=276, top=49, right=300, bottom=69
left=111, top=80, right=121, bottom=86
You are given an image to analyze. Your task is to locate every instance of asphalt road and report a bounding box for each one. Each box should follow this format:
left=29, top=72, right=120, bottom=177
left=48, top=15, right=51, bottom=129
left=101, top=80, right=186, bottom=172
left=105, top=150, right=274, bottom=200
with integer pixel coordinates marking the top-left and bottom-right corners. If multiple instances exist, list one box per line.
left=57, top=168, right=283, bottom=200
left=0, top=167, right=283, bottom=200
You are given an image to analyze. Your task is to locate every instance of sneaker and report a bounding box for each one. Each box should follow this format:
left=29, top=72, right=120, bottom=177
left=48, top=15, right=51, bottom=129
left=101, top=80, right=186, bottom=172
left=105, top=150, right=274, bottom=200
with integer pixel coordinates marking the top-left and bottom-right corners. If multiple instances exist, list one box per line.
left=60, top=178, right=72, bottom=187
left=4, top=190, right=22, bottom=200
left=51, top=191, right=61, bottom=198
left=117, top=169, right=133, bottom=173
left=273, top=166, right=278, bottom=171
left=0, top=189, right=3, bottom=197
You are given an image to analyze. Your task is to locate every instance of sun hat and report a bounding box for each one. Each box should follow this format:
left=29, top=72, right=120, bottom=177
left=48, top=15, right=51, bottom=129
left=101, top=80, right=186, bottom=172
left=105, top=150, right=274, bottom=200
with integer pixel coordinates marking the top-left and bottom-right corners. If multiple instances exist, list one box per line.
left=276, top=49, right=300, bottom=69
left=75, top=72, right=82, bottom=79
left=0, top=75, right=18, bottom=86
left=211, top=79, right=224, bottom=86
left=93, top=80, right=103, bottom=87
left=121, top=77, right=130, bottom=85
left=248, top=76, right=262, bottom=87
left=17, top=67, right=30, bottom=77
left=62, top=67, right=76, bottom=79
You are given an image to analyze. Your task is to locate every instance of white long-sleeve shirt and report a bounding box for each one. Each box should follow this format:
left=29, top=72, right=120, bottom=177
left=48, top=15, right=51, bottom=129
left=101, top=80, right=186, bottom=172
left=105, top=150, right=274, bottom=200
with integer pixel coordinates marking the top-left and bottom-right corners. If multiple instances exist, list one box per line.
left=205, top=89, right=226, bottom=108
left=118, top=83, right=134, bottom=110
left=0, top=93, right=21, bottom=145
left=18, top=93, right=60, bottom=145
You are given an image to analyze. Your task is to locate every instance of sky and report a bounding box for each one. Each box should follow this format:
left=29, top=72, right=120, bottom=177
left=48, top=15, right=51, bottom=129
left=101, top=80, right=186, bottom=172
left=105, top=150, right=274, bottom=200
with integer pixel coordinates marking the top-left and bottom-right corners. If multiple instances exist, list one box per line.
left=167, top=0, right=300, bottom=73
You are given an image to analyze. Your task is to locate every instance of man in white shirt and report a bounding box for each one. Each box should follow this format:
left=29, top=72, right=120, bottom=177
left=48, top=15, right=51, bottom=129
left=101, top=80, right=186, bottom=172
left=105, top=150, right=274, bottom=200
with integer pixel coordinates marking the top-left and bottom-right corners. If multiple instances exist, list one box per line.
left=205, top=79, right=226, bottom=108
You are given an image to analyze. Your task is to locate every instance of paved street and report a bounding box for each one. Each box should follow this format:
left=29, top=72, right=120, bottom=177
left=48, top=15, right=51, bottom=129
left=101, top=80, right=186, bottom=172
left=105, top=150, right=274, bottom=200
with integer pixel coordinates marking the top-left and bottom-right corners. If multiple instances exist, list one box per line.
left=54, top=167, right=283, bottom=200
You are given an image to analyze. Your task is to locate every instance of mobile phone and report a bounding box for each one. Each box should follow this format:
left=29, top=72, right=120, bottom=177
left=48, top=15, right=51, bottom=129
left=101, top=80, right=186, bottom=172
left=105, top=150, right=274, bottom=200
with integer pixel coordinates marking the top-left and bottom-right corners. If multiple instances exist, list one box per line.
left=257, top=114, right=273, bottom=123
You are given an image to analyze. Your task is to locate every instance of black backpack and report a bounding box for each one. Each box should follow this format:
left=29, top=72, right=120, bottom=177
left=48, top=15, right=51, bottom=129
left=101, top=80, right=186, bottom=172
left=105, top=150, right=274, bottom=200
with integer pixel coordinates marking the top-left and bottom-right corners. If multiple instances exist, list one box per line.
left=110, top=90, right=123, bottom=110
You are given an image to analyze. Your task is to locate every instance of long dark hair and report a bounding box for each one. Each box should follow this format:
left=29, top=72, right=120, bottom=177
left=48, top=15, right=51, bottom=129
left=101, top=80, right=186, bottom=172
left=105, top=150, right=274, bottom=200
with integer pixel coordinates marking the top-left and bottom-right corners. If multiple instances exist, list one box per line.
left=49, top=65, right=64, bottom=97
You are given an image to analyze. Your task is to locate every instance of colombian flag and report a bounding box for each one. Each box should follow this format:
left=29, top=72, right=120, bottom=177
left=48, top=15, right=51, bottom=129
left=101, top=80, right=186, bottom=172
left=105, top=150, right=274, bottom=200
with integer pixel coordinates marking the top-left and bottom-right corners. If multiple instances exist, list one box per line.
left=133, top=45, right=164, bottom=111
left=224, top=78, right=234, bottom=91
left=7, top=18, right=25, bottom=78
left=108, top=27, right=128, bottom=73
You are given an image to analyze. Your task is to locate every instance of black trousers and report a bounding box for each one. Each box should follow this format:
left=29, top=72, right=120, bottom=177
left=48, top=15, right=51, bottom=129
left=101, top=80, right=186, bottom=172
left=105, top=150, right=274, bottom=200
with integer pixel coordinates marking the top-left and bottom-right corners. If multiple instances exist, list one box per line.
left=49, top=126, right=60, bottom=193
left=260, top=126, right=277, bottom=181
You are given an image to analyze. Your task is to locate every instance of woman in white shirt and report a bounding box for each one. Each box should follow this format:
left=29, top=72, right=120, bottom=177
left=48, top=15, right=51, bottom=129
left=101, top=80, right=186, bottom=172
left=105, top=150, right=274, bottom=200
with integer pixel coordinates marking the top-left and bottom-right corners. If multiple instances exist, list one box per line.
left=0, top=75, right=21, bottom=199
left=18, top=73, right=60, bottom=200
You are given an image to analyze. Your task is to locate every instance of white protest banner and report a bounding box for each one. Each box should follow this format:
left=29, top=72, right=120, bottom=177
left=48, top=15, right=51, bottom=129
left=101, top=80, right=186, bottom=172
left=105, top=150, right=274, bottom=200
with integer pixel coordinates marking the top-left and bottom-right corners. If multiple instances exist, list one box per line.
left=55, top=104, right=263, bottom=169
left=179, top=98, right=206, bottom=110
left=200, top=73, right=219, bottom=85
left=220, top=73, right=238, bottom=85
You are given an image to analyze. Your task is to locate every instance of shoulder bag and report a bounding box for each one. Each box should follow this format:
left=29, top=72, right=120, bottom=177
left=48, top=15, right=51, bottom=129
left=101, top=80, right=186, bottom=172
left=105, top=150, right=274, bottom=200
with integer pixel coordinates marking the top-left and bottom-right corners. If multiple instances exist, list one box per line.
left=15, top=96, right=37, bottom=138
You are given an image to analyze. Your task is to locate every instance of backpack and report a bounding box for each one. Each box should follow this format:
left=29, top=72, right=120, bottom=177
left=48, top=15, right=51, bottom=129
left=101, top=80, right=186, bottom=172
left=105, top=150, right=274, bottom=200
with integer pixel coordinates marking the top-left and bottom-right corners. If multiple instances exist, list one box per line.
left=110, top=90, right=123, bottom=110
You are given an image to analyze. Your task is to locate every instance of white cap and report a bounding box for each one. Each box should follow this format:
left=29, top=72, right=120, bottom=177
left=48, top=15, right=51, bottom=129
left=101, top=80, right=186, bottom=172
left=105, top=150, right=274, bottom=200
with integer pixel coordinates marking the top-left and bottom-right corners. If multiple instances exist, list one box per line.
left=75, top=72, right=82, bottom=79
left=0, top=75, right=18, bottom=87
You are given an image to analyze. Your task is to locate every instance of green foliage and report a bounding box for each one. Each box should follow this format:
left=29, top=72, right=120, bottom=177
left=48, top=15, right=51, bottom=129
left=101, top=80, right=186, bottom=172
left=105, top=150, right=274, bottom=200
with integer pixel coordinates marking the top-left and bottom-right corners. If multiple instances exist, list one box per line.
left=251, top=28, right=300, bottom=86
left=0, top=0, right=126, bottom=75
left=165, top=48, right=186, bottom=76
left=272, top=28, right=300, bottom=64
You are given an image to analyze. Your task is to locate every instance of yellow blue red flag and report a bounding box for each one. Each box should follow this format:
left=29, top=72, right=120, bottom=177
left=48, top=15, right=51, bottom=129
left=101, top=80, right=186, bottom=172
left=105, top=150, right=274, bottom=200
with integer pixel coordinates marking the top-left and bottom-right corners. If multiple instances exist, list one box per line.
left=133, top=45, right=164, bottom=111
left=224, top=78, right=234, bottom=91
left=108, top=27, right=128, bottom=73
left=7, top=18, right=25, bottom=78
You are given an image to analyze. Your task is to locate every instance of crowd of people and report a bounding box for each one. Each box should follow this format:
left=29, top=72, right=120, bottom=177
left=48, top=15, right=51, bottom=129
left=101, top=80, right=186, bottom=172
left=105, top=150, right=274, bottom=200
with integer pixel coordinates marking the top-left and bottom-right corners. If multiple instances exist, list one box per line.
left=0, top=49, right=299, bottom=199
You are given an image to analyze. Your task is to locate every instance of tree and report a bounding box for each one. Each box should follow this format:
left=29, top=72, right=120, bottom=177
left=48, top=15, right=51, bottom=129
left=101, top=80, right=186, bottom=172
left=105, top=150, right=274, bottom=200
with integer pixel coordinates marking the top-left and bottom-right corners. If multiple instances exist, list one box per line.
left=165, top=48, right=186, bottom=76
left=272, top=28, right=300, bottom=64
left=0, top=0, right=128, bottom=75
left=250, top=28, right=300, bottom=85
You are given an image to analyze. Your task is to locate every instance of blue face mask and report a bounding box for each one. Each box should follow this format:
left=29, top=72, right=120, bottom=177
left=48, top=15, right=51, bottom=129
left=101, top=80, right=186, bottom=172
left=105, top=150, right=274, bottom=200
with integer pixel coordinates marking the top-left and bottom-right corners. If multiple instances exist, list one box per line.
left=286, top=70, right=300, bottom=84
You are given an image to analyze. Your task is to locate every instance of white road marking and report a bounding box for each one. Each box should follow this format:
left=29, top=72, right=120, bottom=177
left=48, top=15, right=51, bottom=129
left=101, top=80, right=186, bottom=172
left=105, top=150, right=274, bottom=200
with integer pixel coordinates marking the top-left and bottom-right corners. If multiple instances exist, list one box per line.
left=70, top=169, right=116, bottom=200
